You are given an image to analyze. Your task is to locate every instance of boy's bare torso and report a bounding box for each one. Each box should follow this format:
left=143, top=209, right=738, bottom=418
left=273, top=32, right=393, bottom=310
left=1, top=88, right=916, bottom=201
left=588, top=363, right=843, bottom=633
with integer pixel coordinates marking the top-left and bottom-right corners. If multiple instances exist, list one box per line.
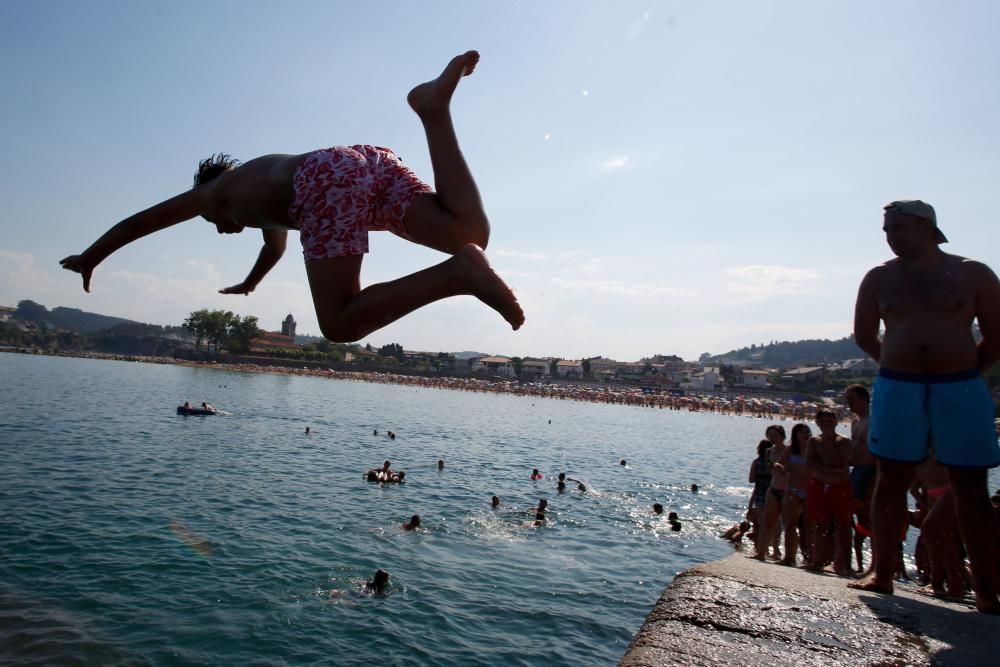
left=810, top=434, right=851, bottom=483
left=200, top=153, right=310, bottom=230
left=871, top=254, right=983, bottom=374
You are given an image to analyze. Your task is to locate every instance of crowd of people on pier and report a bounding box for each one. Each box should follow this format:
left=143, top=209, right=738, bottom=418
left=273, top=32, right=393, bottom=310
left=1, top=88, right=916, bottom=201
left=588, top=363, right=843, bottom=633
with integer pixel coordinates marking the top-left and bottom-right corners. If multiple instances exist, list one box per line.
left=731, top=383, right=1000, bottom=610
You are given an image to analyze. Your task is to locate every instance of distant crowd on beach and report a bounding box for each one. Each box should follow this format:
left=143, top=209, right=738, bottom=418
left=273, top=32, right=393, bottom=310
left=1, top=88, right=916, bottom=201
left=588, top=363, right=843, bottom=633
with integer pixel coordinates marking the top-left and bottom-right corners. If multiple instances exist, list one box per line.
left=723, top=383, right=1000, bottom=609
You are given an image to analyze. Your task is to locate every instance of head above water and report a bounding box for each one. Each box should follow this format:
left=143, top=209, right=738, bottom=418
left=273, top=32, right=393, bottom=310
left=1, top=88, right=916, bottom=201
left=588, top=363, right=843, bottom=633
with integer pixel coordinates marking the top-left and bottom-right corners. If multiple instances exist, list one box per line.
left=653, top=503, right=664, bottom=515
left=491, top=495, right=500, bottom=507
left=369, top=569, right=390, bottom=591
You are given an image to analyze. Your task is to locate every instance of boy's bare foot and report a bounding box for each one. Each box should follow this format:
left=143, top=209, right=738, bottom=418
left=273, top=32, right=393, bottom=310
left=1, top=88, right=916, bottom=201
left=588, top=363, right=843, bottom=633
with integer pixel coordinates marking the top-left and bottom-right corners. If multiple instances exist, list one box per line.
left=408, top=50, right=480, bottom=118
left=453, top=244, right=524, bottom=330
left=848, top=576, right=893, bottom=594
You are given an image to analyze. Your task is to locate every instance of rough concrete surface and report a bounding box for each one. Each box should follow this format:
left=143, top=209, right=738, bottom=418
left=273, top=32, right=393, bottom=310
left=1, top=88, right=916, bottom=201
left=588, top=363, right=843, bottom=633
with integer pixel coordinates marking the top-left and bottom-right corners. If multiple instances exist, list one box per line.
left=620, top=553, right=998, bottom=666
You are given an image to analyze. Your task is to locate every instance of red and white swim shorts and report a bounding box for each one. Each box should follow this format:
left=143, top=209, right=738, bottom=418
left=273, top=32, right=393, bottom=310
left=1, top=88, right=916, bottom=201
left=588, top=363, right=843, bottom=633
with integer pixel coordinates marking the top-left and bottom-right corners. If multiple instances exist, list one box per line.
left=288, top=145, right=434, bottom=261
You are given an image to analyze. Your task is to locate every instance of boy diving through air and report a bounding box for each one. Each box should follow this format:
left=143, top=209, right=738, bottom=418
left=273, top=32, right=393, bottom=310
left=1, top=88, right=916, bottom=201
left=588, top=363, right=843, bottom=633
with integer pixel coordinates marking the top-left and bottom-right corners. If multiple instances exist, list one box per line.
left=60, top=51, right=524, bottom=342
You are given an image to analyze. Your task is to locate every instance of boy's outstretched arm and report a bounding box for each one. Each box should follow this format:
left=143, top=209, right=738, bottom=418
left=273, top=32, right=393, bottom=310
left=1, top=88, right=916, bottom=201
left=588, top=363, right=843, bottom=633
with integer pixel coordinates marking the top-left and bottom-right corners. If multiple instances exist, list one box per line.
left=60, top=189, right=206, bottom=292
left=218, top=230, right=287, bottom=295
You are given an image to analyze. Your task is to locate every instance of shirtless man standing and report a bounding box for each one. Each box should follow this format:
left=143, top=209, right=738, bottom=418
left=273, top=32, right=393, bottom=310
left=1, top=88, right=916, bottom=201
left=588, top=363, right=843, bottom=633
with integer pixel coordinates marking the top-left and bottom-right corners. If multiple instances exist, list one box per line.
left=60, top=51, right=524, bottom=342
left=805, top=409, right=853, bottom=574
left=848, top=200, right=1000, bottom=614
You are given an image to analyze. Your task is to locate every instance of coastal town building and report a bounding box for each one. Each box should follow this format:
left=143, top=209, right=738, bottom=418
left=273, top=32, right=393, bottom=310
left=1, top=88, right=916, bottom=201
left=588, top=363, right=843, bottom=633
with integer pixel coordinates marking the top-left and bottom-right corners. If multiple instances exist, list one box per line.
left=520, top=359, right=550, bottom=379
left=779, top=366, right=826, bottom=391
left=250, top=314, right=300, bottom=354
left=281, top=314, right=297, bottom=340
left=0, top=306, right=15, bottom=322
left=831, top=358, right=879, bottom=377
left=473, top=355, right=516, bottom=378
left=741, top=369, right=771, bottom=389
left=555, top=359, right=584, bottom=380
left=686, top=366, right=721, bottom=390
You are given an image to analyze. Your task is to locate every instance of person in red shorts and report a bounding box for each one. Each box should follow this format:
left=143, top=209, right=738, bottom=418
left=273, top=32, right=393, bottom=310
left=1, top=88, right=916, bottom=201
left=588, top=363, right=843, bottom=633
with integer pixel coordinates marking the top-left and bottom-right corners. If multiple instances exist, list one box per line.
left=805, top=408, right=853, bottom=575
left=60, top=51, right=524, bottom=343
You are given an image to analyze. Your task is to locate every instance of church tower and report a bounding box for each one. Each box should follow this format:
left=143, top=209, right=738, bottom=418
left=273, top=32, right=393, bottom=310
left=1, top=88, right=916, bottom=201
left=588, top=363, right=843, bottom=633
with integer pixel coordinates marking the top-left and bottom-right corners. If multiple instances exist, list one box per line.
left=281, top=314, right=296, bottom=340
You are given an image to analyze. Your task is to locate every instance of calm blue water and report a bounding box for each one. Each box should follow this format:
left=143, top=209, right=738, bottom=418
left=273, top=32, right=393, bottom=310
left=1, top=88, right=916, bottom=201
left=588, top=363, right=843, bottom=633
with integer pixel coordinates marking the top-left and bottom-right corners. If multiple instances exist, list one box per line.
left=1, top=353, right=857, bottom=665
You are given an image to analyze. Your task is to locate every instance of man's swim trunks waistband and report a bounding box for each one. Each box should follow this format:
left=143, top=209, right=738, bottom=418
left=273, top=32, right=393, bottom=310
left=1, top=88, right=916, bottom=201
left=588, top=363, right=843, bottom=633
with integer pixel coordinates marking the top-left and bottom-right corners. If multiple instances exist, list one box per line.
left=877, top=368, right=980, bottom=384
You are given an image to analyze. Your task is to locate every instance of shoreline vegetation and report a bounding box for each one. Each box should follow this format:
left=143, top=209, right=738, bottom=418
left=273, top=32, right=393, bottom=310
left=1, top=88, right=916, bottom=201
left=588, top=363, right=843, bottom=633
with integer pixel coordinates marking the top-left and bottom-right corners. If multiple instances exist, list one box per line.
left=3, top=346, right=854, bottom=420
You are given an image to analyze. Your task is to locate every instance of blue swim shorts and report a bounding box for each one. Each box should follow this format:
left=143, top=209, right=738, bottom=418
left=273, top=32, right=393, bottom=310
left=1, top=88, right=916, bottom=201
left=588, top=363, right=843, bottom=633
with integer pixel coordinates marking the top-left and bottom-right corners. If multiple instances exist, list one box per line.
left=868, top=368, right=1000, bottom=468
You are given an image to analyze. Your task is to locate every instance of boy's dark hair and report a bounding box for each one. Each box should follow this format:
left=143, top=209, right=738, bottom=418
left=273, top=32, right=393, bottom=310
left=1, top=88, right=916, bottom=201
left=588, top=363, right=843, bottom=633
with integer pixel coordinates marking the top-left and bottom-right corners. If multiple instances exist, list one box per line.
left=815, top=408, right=837, bottom=420
left=193, top=153, right=239, bottom=187
left=846, top=384, right=870, bottom=402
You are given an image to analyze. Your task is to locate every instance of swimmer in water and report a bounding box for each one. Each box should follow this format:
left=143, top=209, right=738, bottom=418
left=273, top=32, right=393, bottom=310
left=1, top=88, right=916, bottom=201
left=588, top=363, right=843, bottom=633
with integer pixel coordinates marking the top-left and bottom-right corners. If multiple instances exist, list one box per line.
left=491, top=495, right=500, bottom=508
left=437, top=459, right=445, bottom=470
left=620, top=459, right=627, bottom=466
left=329, top=568, right=390, bottom=598
left=653, top=503, right=664, bottom=515
left=557, top=480, right=566, bottom=493
left=305, top=426, right=311, bottom=435
left=402, top=514, right=421, bottom=531
left=690, top=484, right=699, bottom=494
left=530, top=468, right=543, bottom=480
left=534, top=498, right=548, bottom=513
left=366, top=569, right=390, bottom=594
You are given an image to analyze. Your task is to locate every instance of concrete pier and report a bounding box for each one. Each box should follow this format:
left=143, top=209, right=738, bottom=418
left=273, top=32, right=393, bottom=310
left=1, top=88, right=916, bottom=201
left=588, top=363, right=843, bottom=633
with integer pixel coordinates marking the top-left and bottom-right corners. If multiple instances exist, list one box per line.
left=620, top=553, right=997, bottom=666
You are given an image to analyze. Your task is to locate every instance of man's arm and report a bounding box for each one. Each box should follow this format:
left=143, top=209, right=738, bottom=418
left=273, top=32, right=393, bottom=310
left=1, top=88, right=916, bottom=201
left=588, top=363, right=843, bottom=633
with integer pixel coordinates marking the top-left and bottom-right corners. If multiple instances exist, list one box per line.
left=854, top=268, right=882, bottom=362
left=60, top=189, right=206, bottom=292
left=972, top=261, right=1000, bottom=373
left=219, top=229, right=287, bottom=295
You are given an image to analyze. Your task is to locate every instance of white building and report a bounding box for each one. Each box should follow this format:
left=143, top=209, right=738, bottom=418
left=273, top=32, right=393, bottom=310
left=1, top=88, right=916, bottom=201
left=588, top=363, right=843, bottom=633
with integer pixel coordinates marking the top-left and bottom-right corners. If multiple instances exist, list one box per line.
left=520, top=359, right=550, bottom=379
left=474, top=355, right=515, bottom=378
left=687, top=366, right=721, bottom=390
left=741, top=369, right=770, bottom=389
left=555, top=359, right=584, bottom=380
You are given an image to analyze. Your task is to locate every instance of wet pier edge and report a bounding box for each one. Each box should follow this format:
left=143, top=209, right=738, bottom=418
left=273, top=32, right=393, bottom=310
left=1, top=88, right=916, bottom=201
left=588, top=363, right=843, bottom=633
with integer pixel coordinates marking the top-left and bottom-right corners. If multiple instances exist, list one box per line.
left=620, top=553, right=998, bottom=666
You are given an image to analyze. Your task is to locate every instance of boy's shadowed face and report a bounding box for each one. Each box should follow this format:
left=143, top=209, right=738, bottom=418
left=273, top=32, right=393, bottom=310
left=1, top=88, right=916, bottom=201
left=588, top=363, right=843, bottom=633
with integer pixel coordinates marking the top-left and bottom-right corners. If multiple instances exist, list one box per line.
left=205, top=216, right=245, bottom=234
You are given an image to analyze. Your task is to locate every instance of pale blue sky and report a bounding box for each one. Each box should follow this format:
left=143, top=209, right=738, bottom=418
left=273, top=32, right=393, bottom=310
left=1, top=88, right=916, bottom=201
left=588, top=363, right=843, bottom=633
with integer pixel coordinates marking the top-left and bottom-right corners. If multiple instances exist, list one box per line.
left=2, top=1, right=998, bottom=360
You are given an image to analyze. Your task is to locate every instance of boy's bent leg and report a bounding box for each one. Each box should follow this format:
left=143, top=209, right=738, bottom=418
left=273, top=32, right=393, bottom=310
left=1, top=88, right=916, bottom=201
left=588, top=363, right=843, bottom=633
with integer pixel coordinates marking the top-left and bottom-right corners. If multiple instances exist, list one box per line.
left=306, top=245, right=523, bottom=343
left=406, top=51, right=490, bottom=254
left=404, top=193, right=487, bottom=255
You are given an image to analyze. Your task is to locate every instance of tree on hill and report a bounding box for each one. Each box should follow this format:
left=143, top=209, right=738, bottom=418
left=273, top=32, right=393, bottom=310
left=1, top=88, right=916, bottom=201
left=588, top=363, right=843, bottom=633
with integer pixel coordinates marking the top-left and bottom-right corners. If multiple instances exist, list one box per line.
left=183, top=309, right=210, bottom=350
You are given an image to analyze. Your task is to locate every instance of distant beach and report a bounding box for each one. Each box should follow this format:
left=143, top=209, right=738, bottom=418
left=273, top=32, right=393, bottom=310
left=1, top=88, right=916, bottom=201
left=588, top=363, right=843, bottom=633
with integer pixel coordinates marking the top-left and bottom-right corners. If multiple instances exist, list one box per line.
left=0, top=346, right=841, bottom=420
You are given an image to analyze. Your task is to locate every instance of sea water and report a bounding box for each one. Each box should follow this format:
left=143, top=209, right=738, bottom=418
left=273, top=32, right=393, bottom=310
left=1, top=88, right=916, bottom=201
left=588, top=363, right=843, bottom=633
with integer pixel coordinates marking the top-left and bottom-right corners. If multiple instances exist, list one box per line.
left=1, top=353, right=977, bottom=666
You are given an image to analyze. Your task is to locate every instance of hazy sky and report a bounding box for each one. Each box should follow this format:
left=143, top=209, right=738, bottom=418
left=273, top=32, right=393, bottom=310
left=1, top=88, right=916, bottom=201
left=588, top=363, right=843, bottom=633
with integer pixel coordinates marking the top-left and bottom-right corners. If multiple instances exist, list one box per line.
left=2, top=1, right=998, bottom=360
